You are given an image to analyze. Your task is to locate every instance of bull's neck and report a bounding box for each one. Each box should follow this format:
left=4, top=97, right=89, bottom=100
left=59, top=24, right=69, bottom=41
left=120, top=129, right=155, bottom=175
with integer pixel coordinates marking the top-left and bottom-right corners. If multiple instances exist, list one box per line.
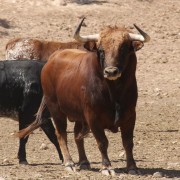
left=106, top=78, right=123, bottom=99
left=106, top=67, right=136, bottom=102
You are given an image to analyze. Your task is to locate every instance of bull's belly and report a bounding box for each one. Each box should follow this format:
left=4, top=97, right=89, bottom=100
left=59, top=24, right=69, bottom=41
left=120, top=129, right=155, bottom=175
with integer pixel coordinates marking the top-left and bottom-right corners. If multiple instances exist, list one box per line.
left=68, top=116, right=82, bottom=122
left=0, top=109, right=19, bottom=121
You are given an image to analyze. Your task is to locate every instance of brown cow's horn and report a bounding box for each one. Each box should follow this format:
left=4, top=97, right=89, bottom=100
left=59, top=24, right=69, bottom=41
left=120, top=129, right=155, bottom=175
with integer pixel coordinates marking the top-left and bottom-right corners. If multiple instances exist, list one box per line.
left=74, top=17, right=99, bottom=42
left=128, top=24, right=150, bottom=42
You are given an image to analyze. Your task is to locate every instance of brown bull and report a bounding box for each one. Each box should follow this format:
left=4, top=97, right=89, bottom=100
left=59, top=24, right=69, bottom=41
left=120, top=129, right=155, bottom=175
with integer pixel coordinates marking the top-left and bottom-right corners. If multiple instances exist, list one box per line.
left=16, top=18, right=150, bottom=175
left=5, top=37, right=95, bottom=61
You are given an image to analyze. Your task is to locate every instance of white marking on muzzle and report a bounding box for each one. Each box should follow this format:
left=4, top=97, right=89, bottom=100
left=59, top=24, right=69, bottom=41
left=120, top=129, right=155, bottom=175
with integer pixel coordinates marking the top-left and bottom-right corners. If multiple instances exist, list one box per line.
left=104, top=73, right=121, bottom=80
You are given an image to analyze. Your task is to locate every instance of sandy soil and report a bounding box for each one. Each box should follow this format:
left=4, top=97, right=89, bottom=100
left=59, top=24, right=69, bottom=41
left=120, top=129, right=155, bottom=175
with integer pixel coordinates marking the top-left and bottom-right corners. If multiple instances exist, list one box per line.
left=0, top=0, right=180, bottom=179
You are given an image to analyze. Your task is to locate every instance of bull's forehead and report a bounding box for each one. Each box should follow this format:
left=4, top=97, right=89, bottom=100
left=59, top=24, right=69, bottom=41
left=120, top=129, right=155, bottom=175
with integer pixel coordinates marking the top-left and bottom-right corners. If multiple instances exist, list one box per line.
left=99, top=26, right=131, bottom=50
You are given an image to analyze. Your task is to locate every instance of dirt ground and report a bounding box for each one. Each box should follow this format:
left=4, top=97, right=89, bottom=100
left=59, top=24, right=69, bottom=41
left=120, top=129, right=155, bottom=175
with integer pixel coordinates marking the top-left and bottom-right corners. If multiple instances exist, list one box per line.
left=0, top=0, right=180, bottom=179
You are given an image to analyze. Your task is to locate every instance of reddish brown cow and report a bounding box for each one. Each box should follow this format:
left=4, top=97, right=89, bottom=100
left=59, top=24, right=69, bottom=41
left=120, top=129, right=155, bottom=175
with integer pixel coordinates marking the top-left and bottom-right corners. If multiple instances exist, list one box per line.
left=16, top=18, right=150, bottom=175
left=5, top=38, right=95, bottom=61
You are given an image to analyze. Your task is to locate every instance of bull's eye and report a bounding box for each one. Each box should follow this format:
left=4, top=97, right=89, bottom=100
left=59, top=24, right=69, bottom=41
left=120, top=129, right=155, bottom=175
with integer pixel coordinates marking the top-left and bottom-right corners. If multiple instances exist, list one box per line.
left=97, top=46, right=105, bottom=68
left=120, top=43, right=131, bottom=52
left=118, top=43, right=131, bottom=59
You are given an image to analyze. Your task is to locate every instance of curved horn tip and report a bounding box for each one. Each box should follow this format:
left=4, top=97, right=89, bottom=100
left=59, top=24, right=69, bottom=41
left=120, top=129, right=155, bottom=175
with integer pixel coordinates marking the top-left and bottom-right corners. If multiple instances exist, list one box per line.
left=74, top=17, right=86, bottom=38
left=82, top=17, right=86, bottom=21
left=133, top=24, right=151, bottom=42
left=74, top=17, right=99, bottom=42
left=78, top=17, right=86, bottom=26
left=79, top=17, right=86, bottom=27
left=133, top=24, right=140, bottom=30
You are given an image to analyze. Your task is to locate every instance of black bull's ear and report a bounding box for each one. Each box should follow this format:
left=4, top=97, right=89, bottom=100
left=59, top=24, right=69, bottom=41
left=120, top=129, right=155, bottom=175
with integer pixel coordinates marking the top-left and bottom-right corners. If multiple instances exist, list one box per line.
left=83, top=41, right=97, bottom=51
left=132, top=41, right=144, bottom=51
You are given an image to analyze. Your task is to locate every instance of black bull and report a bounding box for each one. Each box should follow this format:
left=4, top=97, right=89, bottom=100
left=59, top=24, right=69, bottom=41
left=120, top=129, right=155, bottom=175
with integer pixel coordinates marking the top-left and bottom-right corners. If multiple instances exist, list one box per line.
left=0, top=60, right=63, bottom=164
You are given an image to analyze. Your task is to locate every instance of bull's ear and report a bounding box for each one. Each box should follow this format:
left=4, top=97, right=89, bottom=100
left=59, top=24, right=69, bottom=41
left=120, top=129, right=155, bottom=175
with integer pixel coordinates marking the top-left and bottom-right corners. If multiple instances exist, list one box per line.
left=84, top=41, right=97, bottom=52
left=132, top=41, right=144, bottom=51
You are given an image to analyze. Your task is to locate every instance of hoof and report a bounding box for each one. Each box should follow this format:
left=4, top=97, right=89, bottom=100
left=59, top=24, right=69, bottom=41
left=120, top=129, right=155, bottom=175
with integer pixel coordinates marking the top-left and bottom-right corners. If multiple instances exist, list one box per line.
left=79, top=161, right=91, bottom=170
left=101, top=168, right=115, bottom=176
left=65, top=165, right=76, bottom=173
left=19, top=161, right=28, bottom=165
left=109, top=169, right=116, bottom=176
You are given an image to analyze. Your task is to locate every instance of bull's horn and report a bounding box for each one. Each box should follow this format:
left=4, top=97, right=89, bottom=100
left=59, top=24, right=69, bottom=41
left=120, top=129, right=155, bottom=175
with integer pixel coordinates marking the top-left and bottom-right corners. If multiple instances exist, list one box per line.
left=128, top=24, right=150, bottom=42
left=74, top=17, right=99, bottom=43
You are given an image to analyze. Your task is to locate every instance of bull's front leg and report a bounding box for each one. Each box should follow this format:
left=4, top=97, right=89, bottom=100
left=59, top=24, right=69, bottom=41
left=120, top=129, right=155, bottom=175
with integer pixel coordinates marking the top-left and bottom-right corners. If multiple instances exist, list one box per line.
left=91, top=126, right=115, bottom=176
left=120, top=109, right=139, bottom=174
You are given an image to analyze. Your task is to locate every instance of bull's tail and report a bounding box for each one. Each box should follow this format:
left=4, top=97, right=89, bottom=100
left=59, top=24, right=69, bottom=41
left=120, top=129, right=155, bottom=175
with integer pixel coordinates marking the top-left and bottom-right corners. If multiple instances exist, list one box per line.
left=15, top=96, right=46, bottom=139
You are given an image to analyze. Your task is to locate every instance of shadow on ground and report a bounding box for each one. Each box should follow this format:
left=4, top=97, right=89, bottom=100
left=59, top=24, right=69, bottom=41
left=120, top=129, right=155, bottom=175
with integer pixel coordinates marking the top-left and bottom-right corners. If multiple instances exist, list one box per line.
left=0, top=18, right=14, bottom=37
left=0, top=19, right=12, bottom=29
left=72, top=0, right=108, bottom=5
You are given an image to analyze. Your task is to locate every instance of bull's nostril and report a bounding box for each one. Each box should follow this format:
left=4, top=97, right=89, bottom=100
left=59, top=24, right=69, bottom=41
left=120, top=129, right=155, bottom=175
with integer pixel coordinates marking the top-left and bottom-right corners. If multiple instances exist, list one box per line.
left=104, top=69, right=109, bottom=74
left=112, top=69, right=119, bottom=75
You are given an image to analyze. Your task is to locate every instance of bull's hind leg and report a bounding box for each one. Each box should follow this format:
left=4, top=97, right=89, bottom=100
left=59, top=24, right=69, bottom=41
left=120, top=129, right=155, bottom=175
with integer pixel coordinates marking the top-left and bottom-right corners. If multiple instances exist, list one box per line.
left=47, top=102, right=76, bottom=172
left=74, top=121, right=90, bottom=170
left=18, top=136, right=29, bottom=164
left=39, top=106, right=63, bottom=162
left=75, top=120, right=90, bottom=140
left=18, top=93, right=42, bottom=164
left=120, top=109, right=139, bottom=174
left=18, top=111, right=30, bottom=164
left=54, top=116, right=76, bottom=172
left=40, top=117, right=63, bottom=163
left=18, top=93, right=39, bottom=164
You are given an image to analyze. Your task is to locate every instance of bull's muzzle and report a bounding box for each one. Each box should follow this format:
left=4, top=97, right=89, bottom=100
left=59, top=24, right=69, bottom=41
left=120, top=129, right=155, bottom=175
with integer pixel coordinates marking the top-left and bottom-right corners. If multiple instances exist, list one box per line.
left=103, top=66, right=121, bottom=80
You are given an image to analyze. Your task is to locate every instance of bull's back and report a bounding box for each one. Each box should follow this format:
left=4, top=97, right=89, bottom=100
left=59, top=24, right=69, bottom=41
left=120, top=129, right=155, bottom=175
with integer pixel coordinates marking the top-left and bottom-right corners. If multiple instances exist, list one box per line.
left=6, top=38, right=42, bottom=60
